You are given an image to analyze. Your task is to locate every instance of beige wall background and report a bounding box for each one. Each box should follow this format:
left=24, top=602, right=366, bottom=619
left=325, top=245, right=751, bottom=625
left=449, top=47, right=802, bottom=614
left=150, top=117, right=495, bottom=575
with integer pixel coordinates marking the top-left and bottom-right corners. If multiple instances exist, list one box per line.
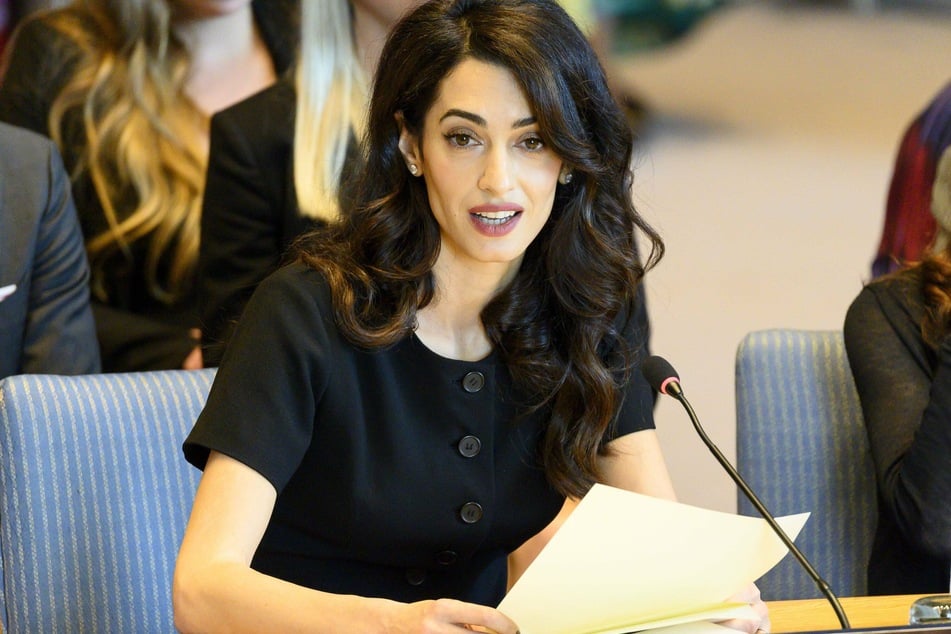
left=609, top=1, right=951, bottom=512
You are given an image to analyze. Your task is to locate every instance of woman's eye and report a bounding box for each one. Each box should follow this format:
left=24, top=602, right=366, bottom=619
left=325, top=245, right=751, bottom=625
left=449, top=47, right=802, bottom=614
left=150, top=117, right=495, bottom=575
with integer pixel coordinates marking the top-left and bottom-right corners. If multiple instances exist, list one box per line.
left=522, top=136, right=545, bottom=151
left=446, top=132, right=474, bottom=147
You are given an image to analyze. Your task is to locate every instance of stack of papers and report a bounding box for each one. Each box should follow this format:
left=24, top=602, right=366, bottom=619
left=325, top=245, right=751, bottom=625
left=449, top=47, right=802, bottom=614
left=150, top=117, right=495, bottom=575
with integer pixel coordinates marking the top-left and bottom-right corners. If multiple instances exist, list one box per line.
left=499, top=484, right=809, bottom=634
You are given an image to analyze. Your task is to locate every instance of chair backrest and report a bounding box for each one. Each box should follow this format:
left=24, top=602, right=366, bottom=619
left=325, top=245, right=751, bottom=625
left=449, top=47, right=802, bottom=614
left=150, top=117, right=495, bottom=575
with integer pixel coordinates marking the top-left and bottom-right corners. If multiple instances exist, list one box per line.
left=0, top=369, right=215, bottom=633
left=735, top=329, right=876, bottom=600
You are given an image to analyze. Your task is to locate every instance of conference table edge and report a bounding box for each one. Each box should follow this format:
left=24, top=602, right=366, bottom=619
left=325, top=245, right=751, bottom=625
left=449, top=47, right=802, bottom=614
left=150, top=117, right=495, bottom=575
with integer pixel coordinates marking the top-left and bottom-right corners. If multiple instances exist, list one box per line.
left=769, top=594, right=930, bottom=633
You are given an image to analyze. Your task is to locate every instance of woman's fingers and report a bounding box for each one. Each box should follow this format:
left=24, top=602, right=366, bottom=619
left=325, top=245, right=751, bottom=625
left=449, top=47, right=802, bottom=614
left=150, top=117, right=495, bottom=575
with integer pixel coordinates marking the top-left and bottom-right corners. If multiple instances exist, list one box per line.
left=402, top=599, right=519, bottom=634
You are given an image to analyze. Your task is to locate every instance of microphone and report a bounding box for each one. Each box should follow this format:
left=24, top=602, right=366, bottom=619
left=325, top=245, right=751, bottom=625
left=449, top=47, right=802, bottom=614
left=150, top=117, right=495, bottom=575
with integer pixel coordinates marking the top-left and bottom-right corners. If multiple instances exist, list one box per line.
left=641, top=355, right=851, bottom=630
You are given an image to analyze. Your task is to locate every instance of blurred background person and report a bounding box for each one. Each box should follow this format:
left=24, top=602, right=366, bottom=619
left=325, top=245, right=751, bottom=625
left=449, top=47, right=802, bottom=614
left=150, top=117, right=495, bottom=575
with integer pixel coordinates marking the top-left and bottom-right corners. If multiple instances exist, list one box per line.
left=0, top=0, right=296, bottom=371
left=0, top=121, right=99, bottom=379
left=845, top=145, right=951, bottom=594
left=198, top=0, right=420, bottom=365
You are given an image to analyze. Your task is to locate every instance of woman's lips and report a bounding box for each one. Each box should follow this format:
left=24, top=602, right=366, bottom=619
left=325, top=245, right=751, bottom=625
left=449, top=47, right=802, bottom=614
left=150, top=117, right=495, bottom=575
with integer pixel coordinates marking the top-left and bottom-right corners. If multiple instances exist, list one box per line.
left=468, top=204, right=524, bottom=236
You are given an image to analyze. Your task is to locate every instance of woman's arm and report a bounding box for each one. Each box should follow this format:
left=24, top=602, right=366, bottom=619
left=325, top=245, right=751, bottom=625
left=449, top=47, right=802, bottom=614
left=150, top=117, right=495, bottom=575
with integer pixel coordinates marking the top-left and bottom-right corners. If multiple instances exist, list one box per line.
left=599, top=429, right=677, bottom=500
left=174, top=451, right=520, bottom=634
left=507, top=497, right=578, bottom=588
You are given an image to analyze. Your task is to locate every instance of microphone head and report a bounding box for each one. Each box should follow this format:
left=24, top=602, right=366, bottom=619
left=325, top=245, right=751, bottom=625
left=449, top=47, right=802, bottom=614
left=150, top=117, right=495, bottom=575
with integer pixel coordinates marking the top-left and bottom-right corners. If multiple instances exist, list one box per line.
left=641, top=355, right=682, bottom=396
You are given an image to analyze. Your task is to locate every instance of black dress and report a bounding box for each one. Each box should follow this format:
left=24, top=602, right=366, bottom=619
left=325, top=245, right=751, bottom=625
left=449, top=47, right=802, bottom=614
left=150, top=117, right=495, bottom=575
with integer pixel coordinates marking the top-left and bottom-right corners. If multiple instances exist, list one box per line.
left=0, top=1, right=298, bottom=371
left=184, top=263, right=656, bottom=604
left=844, top=268, right=951, bottom=594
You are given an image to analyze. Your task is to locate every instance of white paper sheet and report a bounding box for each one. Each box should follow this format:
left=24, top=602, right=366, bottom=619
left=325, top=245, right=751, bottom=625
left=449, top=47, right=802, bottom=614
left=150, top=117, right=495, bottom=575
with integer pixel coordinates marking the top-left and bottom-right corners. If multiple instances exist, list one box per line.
left=498, top=483, right=809, bottom=634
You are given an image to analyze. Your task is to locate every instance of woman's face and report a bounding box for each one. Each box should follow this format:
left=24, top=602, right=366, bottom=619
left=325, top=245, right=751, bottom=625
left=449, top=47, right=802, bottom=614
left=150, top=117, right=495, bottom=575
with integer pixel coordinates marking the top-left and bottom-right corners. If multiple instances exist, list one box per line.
left=400, top=58, right=563, bottom=280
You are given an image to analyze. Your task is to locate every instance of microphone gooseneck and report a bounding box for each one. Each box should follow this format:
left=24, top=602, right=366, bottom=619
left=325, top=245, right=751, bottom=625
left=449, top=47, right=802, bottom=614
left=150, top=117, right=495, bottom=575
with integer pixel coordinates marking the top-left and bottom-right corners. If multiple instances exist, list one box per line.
left=641, top=355, right=851, bottom=630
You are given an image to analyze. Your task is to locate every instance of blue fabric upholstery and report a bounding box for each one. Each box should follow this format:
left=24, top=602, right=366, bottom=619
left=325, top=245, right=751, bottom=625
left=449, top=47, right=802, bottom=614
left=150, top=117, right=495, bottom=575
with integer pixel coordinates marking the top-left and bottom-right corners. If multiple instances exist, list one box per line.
left=735, top=329, right=876, bottom=600
left=0, top=369, right=214, bottom=633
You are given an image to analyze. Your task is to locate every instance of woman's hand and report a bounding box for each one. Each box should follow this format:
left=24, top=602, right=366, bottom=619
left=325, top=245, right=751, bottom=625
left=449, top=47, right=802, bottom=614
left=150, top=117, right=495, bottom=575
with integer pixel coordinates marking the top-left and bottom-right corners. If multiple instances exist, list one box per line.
left=716, top=583, right=770, bottom=634
left=391, top=598, right=519, bottom=633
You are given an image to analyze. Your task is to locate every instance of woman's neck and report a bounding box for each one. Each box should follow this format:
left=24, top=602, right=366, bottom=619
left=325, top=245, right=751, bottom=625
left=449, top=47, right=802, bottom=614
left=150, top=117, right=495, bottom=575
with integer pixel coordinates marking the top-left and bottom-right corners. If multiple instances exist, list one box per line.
left=174, top=6, right=276, bottom=116
left=414, top=254, right=519, bottom=362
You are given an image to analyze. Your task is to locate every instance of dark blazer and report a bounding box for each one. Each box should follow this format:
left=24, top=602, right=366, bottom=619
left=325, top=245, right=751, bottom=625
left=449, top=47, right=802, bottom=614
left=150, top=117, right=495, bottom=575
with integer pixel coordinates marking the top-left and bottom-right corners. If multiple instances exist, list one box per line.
left=198, top=80, right=362, bottom=366
left=0, top=122, right=100, bottom=379
left=198, top=80, right=303, bottom=365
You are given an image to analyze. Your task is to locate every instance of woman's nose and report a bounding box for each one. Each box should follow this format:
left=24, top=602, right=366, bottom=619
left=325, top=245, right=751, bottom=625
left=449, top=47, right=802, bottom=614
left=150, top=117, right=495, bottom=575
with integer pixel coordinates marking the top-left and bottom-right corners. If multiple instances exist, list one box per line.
left=478, top=147, right=514, bottom=194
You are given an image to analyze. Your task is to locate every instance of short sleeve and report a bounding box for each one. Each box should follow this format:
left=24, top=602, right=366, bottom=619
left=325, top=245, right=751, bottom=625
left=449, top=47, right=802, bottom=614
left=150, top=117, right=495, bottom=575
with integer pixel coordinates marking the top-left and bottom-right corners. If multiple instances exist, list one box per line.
left=184, top=264, right=331, bottom=491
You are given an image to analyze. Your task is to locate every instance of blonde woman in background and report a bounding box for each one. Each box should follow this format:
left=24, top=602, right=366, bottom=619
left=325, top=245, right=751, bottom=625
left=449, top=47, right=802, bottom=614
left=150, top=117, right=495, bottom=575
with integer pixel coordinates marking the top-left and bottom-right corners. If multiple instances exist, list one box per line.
left=0, top=0, right=296, bottom=371
left=197, top=0, right=422, bottom=366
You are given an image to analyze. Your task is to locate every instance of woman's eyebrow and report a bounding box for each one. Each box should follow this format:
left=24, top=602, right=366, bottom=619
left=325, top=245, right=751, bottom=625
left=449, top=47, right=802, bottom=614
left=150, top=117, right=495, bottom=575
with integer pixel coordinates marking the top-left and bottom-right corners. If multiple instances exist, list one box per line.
left=440, top=108, right=485, bottom=125
left=440, top=109, right=537, bottom=130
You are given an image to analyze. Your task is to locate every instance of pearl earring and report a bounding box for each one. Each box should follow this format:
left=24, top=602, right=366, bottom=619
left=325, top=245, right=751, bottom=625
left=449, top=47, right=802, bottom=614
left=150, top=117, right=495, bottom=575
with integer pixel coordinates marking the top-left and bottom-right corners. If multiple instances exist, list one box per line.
left=559, top=169, right=573, bottom=185
left=408, top=164, right=419, bottom=176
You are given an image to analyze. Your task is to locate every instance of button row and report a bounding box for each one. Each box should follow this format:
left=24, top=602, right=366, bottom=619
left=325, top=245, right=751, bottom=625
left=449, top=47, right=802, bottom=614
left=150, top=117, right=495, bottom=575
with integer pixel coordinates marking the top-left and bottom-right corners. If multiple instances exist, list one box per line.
left=407, top=371, right=486, bottom=588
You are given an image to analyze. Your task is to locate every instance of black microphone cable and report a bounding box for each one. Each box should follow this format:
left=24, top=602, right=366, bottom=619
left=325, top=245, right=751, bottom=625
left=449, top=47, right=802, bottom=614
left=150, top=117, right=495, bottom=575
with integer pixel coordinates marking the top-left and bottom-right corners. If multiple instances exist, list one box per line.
left=641, top=355, right=851, bottom=630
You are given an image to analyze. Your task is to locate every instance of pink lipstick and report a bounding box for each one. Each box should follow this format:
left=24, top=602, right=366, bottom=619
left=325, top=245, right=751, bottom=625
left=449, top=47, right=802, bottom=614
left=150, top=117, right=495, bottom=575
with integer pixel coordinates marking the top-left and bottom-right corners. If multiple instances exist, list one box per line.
left=468, top=203, right=523, bottom=236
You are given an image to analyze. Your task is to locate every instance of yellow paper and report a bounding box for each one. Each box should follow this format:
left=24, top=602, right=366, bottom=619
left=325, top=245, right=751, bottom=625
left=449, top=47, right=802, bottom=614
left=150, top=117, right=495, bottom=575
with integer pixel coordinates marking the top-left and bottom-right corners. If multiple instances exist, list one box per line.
left=498, top=484, right=809, bottom=634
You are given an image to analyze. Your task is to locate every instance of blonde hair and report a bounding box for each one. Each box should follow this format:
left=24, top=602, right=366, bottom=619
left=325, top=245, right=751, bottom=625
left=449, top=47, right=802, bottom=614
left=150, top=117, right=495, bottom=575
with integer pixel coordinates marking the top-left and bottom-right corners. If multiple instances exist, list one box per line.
left=293, top=0, right=367, bottom=221
left=46, top=0, right=206, bottom=304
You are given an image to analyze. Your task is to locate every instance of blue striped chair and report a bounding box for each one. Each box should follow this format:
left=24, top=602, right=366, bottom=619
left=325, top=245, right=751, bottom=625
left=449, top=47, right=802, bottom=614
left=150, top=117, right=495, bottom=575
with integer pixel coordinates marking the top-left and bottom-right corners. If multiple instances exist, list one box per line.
left=0, top=369, right=215, bottom=633
left=735, top=329, right=877, bottom=600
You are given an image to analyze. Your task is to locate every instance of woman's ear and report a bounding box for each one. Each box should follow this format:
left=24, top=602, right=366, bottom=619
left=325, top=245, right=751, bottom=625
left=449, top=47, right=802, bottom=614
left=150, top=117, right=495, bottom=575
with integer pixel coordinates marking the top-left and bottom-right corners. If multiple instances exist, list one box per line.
left=395, top=111, right=423, bottom=177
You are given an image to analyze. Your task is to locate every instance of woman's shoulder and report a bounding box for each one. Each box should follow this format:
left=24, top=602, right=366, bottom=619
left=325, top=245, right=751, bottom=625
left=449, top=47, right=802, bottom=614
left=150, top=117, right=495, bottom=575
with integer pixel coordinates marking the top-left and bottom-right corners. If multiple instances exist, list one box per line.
left=255, top=261, right=331, bottom=307
left=243, top=262, right=339, bottom=340
left=860, top=267, right=922, bottom=306
left=846, top=268, right=924, bottom=335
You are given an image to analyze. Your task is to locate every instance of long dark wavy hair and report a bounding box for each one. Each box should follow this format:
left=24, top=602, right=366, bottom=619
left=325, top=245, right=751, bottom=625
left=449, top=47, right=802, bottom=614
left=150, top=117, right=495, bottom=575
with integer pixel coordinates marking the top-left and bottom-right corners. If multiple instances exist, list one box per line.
left=298, top=0, right=664, bottom=498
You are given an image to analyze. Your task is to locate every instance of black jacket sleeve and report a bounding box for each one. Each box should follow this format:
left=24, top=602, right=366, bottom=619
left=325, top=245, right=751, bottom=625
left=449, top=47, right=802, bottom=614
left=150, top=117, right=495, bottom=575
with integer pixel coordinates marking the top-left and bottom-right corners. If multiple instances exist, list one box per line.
left=19, top=138, right=101, bottom=375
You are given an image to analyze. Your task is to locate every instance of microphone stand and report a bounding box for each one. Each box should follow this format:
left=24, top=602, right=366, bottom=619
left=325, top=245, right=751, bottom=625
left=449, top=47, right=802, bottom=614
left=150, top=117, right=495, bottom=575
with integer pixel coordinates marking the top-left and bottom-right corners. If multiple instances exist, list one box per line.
left=667, top=383, right=852, bottom=630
